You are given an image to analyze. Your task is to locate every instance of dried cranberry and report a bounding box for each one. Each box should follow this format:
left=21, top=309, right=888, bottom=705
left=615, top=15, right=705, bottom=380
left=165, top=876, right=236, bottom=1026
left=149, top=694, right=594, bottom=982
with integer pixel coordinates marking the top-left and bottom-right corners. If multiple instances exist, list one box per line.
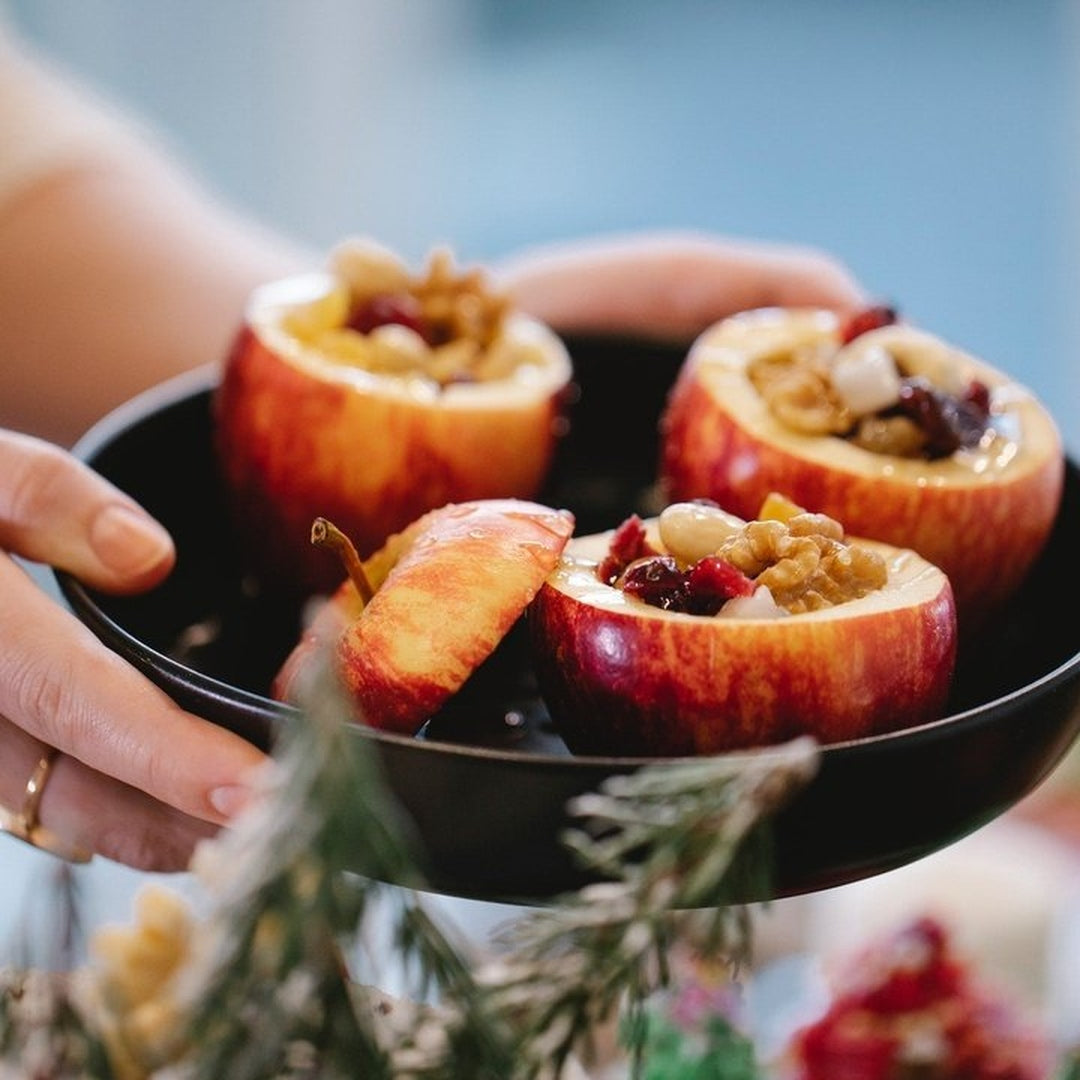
left=598, top=515, right=657, bottom=584
left=839, top=304, right=898, bottom=345
left=962, top=378, right=992, bottom=417
left=684, top=556, right=756, bottom=616
left=347, top=294, right=430, bottom=341
left=618, top=556, right=689, bottom=610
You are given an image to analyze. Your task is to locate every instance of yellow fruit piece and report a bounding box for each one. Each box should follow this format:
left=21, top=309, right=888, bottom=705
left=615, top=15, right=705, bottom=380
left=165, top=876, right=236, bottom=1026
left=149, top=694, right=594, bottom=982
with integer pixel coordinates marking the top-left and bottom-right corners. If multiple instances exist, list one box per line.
left=282, top=282, right=351, bottom=341
left=758, top=491, right=807, bottom=523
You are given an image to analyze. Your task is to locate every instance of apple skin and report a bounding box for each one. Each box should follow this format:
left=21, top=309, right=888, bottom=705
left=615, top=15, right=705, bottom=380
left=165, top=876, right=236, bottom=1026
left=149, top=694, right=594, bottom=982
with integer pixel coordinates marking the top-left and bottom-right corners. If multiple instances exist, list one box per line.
left=659, top=308, right=1065, bottom=631
left=274, top=498, right=574, bottom=736
left=528, top=529, right=957, bottom=757
left=214, top=272, right=573, bottom=597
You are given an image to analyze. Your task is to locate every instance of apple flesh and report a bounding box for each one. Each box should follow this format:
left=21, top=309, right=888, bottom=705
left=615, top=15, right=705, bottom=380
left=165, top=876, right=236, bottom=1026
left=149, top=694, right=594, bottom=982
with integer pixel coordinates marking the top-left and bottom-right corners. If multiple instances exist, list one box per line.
left=274, top=498, right=574, bottom=736
left=528, top=514, right=957, bottom=757
left=214, top=240, right=574, bottom=597
left=659, top=308, right=1065, bottom=630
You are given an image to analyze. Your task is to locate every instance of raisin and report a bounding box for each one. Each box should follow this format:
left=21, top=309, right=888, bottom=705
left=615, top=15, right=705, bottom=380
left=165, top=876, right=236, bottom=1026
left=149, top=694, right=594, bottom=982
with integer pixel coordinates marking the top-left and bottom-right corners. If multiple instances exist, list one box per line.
left=894, top=378, right=991, bottom=459
left=946, top=396, right=993, bottom=451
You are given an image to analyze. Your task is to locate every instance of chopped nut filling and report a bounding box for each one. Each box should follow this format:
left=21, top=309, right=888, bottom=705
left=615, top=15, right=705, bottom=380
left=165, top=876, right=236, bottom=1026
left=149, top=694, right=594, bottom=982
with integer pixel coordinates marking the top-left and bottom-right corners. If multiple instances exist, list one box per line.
left=281, top=241, right=541, bottom=389
left=746, top=308, right=1000, bottom=460
left=600, top=501, right=888, bottom=617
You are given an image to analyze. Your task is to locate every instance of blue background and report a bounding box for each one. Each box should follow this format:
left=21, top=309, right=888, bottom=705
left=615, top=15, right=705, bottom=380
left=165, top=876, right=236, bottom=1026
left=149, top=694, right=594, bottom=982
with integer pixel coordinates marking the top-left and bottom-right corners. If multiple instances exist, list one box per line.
left=8, top=0, right=1079, bottom=451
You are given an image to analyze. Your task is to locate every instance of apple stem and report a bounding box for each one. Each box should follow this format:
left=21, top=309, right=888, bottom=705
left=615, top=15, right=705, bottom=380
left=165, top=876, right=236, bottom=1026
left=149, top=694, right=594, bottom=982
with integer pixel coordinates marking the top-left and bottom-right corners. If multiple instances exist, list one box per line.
left=310, top=517, right=374, bottom=604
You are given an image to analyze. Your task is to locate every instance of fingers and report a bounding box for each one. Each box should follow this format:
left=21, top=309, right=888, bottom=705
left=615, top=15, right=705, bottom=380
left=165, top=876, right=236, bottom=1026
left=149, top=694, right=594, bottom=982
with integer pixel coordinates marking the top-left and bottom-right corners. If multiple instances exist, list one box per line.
left=0, top=715, right=218, bottom=871
left=494, top=231, right=871, bottom=343
left=0, top=553, right=268, bottom=829
left=0, top=432, right=268, bottom=866
left=0, top=428, right=175, bottom=594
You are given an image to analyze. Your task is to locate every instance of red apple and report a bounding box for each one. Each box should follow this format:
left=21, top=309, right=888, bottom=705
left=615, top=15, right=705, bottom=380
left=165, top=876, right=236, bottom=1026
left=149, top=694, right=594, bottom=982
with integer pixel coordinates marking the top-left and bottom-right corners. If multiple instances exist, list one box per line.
left=274, top=498, right=575, bottom=735
left=214, top=239, right=574, bottom=596
left=659, top=307, right=1065, bottom=631
left=528, top=499, right=957, bottom=756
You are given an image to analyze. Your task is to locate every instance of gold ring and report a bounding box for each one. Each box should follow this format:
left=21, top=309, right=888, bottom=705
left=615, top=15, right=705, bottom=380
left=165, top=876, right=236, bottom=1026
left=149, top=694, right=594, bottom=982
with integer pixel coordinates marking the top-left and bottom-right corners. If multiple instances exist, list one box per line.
left=0, top=748, right=92, bottom=864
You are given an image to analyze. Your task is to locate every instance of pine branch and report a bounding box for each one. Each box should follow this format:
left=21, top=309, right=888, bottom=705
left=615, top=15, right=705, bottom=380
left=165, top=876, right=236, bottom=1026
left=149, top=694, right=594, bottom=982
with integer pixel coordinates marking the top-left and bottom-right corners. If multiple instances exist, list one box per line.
left=171, top=659, right=427, bottom=1080
left=463, top=737, right=818, bottom=1078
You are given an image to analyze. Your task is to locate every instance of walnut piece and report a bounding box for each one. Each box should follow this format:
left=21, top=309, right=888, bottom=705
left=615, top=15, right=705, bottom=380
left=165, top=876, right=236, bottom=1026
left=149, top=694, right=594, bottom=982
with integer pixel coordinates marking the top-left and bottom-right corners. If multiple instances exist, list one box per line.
left=715, top=512, right=887, bottom=614
left=747, top=347, right=853, bottom=436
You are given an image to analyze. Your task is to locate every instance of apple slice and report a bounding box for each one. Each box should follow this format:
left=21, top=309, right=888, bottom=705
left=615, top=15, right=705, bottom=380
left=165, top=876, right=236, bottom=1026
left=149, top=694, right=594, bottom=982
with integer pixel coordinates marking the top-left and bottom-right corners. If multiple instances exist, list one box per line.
left=659, top=307, right=1065, bottom=630
left=214, top=238, right=573, bottom=597
left=274, top=498, right=575, bottom=735
left=528, top=499, right=957, bottom=756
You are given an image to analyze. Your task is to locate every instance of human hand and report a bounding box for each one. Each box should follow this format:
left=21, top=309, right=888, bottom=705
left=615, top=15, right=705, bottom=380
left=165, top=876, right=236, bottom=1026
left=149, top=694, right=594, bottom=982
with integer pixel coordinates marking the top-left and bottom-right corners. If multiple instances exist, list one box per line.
left=0, top=430, right=267, bottom=870
left=494, top=230, right=869, bottom=341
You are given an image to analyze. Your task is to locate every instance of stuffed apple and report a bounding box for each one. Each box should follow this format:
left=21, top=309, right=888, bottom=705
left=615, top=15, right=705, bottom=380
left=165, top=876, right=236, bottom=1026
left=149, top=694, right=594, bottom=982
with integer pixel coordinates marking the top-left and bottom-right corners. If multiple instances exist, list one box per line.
left=273, top=498, right=574, bottom=736
left=528, top=496, right=957, bottom=756
left=214, top=238, right=574, bottom=596
left=659, top=306, right=1064, bottom=630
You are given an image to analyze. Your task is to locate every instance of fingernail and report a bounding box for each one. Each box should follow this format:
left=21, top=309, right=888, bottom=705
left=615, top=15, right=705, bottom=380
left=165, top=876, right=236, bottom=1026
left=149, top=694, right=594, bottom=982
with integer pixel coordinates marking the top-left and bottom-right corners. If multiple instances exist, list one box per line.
left=208, top=784, right=251, bottom=819
left=90, top=504, right=173, bottom=576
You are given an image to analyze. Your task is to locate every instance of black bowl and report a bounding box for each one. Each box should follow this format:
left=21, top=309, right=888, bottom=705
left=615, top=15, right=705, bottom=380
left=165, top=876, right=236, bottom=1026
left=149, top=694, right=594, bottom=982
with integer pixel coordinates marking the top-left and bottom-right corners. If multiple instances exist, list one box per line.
left=56, top=339, right=1080, bottom=905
